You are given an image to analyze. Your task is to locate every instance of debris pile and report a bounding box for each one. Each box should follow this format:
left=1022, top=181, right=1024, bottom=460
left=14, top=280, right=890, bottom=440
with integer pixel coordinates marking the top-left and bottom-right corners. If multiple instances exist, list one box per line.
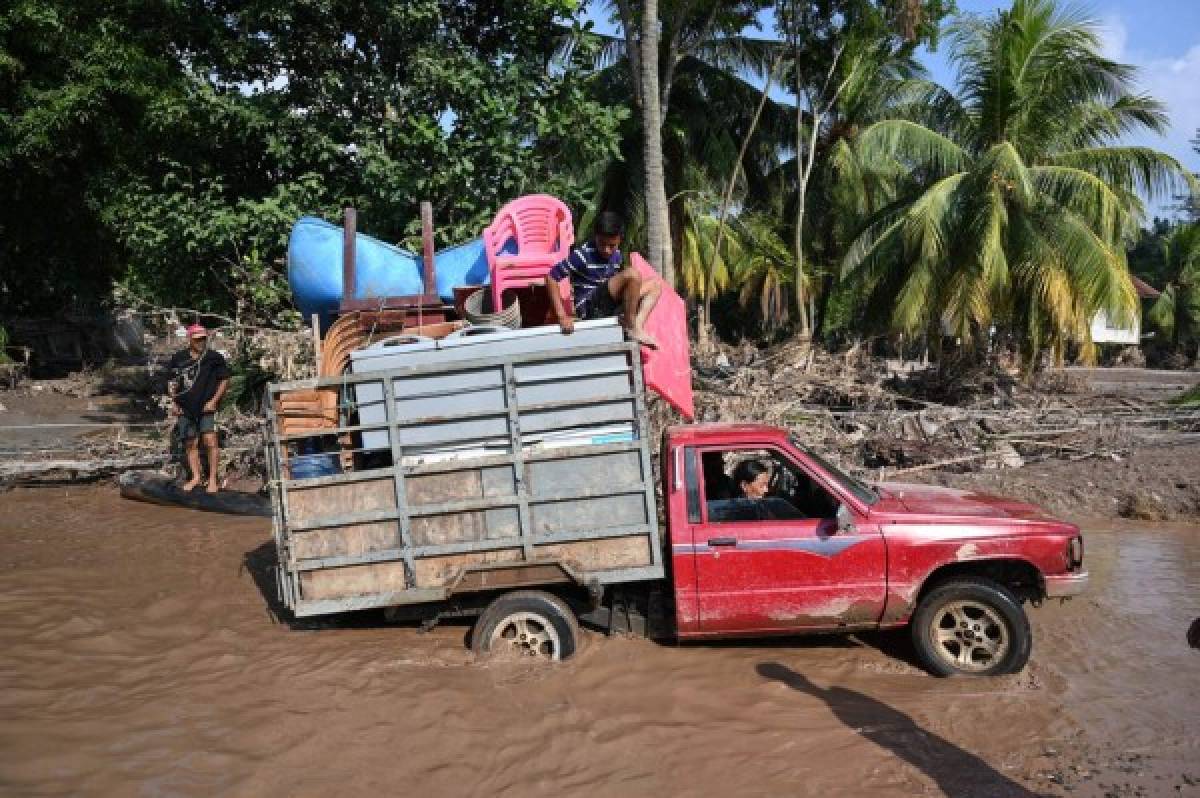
left=689, top=340, right=1200, bottom=480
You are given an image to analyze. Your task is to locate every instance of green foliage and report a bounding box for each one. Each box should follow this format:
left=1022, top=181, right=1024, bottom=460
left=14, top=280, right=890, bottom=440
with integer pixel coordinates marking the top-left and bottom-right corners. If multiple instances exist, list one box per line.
left=843, top=0, right=1197, bottom=367
left=1171, top=383, right=1200, bottom=407
left=1126, top=218, right=1173, bottom=288
left=0, top=0, right=189, bottom=314
left=222, top=356, right=274, bottom=414
left=730, top=213, right=796, bottom=332
left=0, top=325, right=11, bottom=364
left=1, top=0, right=622, bottom=321
left=1147, top=223, right=1200, bottom=351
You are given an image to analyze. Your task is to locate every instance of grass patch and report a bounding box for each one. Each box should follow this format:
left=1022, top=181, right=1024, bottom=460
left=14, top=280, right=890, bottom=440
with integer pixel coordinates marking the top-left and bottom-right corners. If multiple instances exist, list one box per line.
left=1170, top=383, right=1200, bottom=406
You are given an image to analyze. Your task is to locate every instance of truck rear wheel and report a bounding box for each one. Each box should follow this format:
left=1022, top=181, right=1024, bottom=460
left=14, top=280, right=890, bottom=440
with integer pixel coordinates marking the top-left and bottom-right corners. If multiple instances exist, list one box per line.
left=471, top=590, right=581, bottom=662
left=911, top=577, right=1031, bottom=677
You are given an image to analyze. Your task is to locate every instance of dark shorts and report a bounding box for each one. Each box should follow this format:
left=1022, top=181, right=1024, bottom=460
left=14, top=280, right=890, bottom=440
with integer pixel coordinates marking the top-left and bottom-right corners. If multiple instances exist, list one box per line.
left=177, top=413, right=216, bottom=440
left=576, top=284, right=620, bottom=321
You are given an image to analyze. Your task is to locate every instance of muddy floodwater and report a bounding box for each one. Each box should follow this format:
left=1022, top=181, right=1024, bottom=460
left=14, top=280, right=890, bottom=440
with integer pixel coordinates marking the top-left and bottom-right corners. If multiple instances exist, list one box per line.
left=1, top=486, right=1197, bottom=797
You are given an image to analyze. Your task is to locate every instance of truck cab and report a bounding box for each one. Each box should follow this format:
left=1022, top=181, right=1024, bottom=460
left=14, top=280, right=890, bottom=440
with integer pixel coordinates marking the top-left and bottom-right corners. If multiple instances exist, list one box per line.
left=662, top=424, right=1087, bottom=675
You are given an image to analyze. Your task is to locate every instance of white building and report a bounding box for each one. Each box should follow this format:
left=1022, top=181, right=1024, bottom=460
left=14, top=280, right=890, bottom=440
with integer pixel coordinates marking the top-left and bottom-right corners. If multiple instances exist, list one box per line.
left=1090, top=276, right=1160, bottom=345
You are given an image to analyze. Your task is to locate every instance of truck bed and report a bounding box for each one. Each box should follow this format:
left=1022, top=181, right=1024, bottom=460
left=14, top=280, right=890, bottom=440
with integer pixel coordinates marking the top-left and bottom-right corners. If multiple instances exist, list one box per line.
left=265, top=327, right=665, bottom=618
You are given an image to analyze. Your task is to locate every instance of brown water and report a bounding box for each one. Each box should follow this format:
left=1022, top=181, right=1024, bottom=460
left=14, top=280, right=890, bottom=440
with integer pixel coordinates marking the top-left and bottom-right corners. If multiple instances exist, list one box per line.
left=1, top=486, right=1197, bottom=797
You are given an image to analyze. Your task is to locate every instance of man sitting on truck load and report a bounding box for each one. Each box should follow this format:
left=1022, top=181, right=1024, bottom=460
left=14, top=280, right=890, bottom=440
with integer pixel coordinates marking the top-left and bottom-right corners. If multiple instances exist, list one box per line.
left=544, top=211, right=661, bottom=349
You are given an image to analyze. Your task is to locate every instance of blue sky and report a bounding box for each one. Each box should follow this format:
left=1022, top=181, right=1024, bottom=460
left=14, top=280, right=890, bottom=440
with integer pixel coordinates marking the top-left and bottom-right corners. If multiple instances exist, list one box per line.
left=926, top=0, right=1200, bottom=216
left=584, top=0, right=1200, bottom=218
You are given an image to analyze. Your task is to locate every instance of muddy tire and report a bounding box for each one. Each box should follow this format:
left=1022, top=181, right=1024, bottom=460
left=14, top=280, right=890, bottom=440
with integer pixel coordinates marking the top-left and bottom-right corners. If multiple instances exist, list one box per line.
left=911, top=578, right=1031, bottom=677
left=471, top=590, right=581, bottom=662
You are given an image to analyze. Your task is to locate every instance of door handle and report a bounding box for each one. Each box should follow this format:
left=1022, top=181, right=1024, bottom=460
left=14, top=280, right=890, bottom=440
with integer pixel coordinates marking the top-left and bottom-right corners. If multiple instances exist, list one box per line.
left=707, top=536, right=738, bottom=547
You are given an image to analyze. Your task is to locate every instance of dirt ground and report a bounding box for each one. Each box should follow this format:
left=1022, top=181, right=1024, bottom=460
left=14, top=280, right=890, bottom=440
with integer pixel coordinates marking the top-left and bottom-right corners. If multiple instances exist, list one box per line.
left=0, top=483, right=1197, bottom=797
left=920, top=442, right=1200, bottom=521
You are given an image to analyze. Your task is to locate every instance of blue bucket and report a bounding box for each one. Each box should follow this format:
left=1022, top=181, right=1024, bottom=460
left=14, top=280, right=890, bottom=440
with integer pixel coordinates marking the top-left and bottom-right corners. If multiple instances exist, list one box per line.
left=289, top=453, right=342, bottom=480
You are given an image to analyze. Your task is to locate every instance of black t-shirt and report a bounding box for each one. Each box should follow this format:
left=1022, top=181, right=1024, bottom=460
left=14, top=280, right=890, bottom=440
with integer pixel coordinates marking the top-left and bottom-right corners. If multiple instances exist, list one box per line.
left=168, top=347, right=231, bottom=419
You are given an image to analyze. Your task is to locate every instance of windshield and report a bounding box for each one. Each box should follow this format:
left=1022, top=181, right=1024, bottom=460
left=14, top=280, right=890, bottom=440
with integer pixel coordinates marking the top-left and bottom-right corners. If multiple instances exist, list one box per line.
left=793, top=439, right=879, bottom=506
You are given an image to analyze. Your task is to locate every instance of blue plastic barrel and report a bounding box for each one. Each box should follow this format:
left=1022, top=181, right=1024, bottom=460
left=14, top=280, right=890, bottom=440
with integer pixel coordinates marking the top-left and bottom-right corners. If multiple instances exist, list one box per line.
left=289, top=453, right=342, bottom=480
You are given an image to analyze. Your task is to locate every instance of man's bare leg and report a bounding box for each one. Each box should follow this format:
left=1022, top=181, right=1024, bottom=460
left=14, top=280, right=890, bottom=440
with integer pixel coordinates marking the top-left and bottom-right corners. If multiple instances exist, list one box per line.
left=633, top=279, right=662, bottom=345
left=182, top=437, right=202, bottom=491
left=608, top=272, right=659, bottom=349
left=201, top=431, right=220, bottom=494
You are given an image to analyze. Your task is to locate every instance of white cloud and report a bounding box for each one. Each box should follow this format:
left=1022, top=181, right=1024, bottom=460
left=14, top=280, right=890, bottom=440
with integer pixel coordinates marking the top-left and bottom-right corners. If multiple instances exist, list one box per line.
left=1098, top=12, right=1199, bottom=215
left=1136, top=44, right=1200, bottom=165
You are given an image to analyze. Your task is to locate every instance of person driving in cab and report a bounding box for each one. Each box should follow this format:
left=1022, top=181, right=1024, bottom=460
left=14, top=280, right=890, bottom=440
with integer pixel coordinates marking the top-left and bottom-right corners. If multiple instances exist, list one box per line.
left=732, top=458, right=804, bottom=520
left=733, top=459, right=771, bottom=499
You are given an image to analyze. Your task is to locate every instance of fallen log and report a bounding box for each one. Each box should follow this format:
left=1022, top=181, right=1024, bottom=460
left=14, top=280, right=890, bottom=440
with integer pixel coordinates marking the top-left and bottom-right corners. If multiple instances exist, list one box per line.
left=118, top=471, right=271, bottom=517
left=0, top=455, right=166, bottom=480
left=885, top=452, right=992, bottom=476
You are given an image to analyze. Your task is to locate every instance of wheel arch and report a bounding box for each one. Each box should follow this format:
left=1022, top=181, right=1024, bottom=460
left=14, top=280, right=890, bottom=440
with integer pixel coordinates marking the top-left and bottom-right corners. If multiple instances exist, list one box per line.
left=915, top=557, right=1045, bottom=606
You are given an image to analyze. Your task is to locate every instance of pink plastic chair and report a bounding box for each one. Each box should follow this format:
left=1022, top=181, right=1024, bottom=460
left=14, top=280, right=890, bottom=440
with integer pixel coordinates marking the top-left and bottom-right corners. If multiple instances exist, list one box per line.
left=631, top=253, right=694, bottom=420
left=484, top=194, right=575, bottom=310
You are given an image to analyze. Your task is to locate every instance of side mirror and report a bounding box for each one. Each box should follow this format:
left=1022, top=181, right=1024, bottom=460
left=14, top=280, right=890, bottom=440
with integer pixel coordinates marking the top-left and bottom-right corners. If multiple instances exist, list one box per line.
left=836, top=504, right=857, bottom=535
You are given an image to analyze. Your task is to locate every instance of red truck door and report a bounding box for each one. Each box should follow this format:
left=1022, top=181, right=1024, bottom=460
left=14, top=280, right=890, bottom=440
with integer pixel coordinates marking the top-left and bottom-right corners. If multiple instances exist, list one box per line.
left=687, top=445, right=886, bottom=635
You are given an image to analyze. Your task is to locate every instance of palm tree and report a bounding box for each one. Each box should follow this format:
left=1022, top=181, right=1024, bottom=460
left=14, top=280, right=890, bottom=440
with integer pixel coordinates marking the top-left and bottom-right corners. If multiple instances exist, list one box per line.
left=844, top=0, right=1197, bottom=367
left=573, top=2, right=784, bottom=285
left=677, top=187, right=735, bottom=334
left=776, top=41, right=933, bottom=340
left=1147, top=223, right=1200, bottom=362
left=731, top=212, right=795, bottom=333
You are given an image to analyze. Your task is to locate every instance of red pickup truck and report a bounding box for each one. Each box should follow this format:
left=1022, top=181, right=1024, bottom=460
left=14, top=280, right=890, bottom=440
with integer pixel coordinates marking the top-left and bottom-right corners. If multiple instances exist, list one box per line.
left=267, top=342, right=1087, bottom=677
left=461, top=423, right=1086, bottom=677
left=643, top=423, right=1088, bottom=676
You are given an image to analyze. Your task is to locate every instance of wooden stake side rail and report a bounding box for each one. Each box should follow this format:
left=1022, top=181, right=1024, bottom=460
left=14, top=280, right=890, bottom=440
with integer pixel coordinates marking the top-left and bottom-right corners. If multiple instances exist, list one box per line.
left=264, top=340, right=665, bottom=617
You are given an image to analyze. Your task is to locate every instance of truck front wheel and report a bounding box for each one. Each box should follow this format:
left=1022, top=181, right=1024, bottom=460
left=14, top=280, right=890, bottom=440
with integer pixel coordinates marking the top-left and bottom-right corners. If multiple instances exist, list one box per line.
left=472, top=590, right=581, bottom=662
left=911, top=578, right=1031, bottom=677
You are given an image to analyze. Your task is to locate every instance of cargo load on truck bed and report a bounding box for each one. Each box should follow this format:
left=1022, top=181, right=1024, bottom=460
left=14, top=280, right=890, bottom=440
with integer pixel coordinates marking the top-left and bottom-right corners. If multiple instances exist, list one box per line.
left=265, top=319, right=664, bottom=618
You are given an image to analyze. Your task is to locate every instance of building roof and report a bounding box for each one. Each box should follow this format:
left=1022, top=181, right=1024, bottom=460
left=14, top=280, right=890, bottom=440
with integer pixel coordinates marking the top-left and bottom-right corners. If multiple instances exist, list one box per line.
left=1131, top=275, right=1161, bottom=300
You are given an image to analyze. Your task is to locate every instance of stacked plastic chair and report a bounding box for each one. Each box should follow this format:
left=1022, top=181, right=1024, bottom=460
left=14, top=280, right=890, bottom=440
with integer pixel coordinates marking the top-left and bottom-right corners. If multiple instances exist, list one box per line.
left=483, top=194, right=575, bottom=310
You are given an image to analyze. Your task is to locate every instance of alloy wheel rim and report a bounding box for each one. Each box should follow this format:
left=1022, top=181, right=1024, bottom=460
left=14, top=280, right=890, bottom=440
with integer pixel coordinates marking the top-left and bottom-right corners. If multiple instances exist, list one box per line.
left=929, top=600, right=1009, bottom=672
left=489, top=612, right=562, bottom=661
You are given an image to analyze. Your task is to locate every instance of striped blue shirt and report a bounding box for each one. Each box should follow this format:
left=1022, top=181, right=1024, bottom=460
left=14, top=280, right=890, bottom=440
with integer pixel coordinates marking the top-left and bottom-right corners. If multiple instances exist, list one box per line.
left=549, top=242, right=623, bottom=312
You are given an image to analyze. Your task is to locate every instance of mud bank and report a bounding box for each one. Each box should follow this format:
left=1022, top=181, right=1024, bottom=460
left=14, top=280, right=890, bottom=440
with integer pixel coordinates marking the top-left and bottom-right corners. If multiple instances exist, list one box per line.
left=922, top=441, right=1200, bottom=521
left=0, top=486, right=1197, bottom=797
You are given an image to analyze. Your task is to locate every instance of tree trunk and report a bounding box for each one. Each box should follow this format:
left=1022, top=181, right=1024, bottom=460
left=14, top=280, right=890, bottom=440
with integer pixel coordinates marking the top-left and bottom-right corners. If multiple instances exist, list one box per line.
left=639, top=0, right=673, bottom=285
left=813, top=272, right=835, bottom=340
left=710, top=51, right=783, bottom=287
left=793, top=84, right=812, bottom=337
left=697, top=294, right=711, bottom=349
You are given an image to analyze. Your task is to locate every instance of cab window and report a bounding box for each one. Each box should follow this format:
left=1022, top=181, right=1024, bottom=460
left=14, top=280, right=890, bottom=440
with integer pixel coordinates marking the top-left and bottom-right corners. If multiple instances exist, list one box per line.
left=700, top=448, right=838, bottom=523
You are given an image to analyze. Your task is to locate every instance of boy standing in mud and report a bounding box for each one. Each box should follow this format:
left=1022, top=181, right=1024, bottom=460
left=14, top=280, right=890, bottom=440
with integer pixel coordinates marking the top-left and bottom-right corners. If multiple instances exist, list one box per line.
left=544, top=212, right=661, bottom=349
left=167, top=324, right=230, bottom=493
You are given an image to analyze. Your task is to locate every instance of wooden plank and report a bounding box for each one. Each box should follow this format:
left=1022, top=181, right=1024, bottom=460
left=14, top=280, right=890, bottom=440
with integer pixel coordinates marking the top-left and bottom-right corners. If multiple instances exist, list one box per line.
left=300, top=562, right=408, bottom=599
left=533, top=535, right=653, bottom=571
left=342, top=206, right=356, bottom=305
left=414, top=548, right=524, bottom=588
left=287, top=479, right=399, bottom=559
left=421, top=200, right=437, bottom=297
